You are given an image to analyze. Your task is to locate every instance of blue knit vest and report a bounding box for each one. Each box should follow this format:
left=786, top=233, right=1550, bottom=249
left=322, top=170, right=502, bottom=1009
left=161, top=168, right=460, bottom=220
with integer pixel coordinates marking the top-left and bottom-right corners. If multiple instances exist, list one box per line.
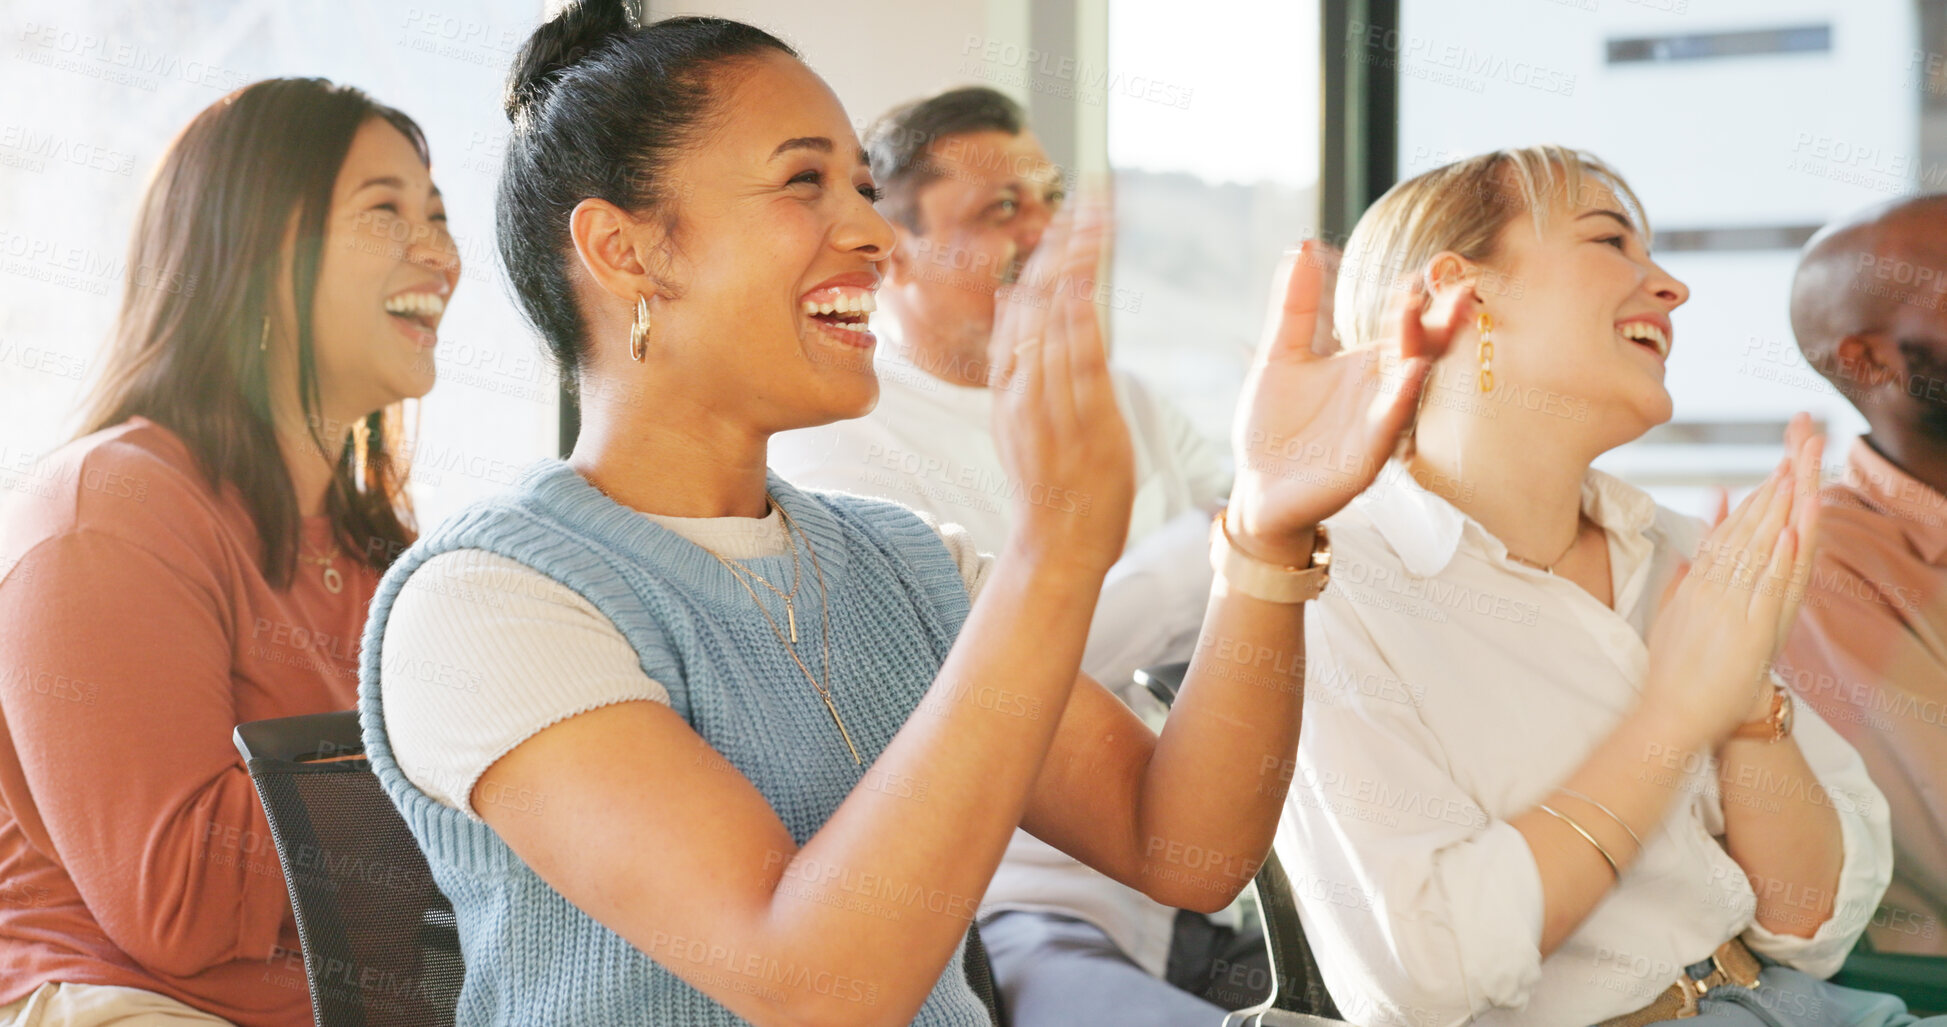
left=357, top=460, right=991, bottom=1026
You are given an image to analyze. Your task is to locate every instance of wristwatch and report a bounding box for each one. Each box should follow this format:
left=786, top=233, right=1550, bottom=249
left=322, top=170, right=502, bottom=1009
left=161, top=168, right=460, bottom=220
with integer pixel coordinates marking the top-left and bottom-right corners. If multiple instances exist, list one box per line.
left=1210, top=512, right=1331, bottom=604
left=1731, top=684, right=1794, bottom=743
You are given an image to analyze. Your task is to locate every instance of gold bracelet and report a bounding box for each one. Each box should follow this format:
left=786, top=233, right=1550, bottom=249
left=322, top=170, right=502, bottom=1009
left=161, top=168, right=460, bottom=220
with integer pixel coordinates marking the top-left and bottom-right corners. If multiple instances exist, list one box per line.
left=1557, top=787, right=1644, bottom=852
left=1537, top=803, right=1621, bottom=879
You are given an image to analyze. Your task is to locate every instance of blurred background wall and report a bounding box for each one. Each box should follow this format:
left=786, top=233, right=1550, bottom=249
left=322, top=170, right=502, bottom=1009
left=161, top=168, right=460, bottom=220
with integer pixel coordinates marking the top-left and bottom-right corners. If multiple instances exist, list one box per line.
left=4, top=0, right=1942, bottom=526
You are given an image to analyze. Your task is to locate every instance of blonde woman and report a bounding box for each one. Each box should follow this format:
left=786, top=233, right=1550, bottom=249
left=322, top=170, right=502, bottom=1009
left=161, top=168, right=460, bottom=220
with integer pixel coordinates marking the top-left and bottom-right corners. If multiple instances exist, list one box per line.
left=1274, top=147, right=1925, bottom=1026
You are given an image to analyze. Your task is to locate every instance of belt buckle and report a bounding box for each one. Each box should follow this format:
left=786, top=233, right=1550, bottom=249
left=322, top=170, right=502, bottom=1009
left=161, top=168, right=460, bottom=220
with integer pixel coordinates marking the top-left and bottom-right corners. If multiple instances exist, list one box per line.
left=1632, top=943, right=1758, bottom=1023
left=1684, top=945, right=1757, bottom=1004
left=1692, top=963, right=1733, bottom=997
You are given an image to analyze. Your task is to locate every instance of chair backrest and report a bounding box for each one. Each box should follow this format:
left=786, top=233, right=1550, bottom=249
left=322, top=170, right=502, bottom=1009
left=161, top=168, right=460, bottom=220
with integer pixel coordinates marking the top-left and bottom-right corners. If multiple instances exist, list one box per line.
left=964, top=919, right=1010, bottom=1026
left=1243, top=848, right=1341, bottom=1020
left=238, top=711, right=1011, bottom=1027
left=1137, top=662, right=1343, bottom=1023
left=235, top=711, right=464, bottom=1027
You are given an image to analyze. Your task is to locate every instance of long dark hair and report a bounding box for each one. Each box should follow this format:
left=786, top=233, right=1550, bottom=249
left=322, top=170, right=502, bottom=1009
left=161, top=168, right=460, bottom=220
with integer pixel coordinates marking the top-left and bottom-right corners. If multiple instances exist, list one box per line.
left=77, top=77, right=425, bottom=589
left=498, top=1, right=796, bottom=381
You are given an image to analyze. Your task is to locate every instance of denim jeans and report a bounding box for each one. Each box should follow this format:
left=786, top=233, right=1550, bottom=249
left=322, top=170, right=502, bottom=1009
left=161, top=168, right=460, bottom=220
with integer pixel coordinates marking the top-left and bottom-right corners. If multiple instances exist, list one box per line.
left=1648, top=965, right=1945, bottom=1027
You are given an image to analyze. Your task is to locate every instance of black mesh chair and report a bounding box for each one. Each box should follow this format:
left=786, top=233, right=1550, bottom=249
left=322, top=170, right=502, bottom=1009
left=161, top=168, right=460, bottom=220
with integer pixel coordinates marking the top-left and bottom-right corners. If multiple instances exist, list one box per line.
left=964, top=920, right=1010, bottom=1026
left=237, top=710, right=1010, bottom=1027
left=235, top=711, right=464, bottom=1027
left=1134, top=662, right=1349, bottom=1027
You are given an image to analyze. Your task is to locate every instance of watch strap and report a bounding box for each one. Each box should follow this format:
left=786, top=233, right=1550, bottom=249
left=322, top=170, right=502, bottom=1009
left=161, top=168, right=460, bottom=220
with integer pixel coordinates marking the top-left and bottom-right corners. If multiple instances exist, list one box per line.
left=1209, top=514, right=1331, bottom=604
left=1731, top=685, right=1793, bottom=742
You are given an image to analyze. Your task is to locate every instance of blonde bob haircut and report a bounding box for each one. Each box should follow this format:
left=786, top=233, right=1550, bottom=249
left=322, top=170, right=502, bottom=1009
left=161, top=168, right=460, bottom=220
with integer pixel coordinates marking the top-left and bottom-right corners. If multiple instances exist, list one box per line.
left=1332, top=145, right=1651, bottom=355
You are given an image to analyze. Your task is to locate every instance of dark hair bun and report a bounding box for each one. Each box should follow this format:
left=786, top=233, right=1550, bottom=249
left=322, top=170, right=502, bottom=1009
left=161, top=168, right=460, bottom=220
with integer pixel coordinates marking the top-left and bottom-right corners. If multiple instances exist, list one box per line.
left=504, top=0, right=635, bottom=121
left=496, top=13, right=795, bottom=377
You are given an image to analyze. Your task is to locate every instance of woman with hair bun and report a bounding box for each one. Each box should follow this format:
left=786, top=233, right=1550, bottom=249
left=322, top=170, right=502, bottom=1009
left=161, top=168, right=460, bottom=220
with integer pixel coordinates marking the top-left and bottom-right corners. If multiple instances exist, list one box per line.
left=0, top=78, right=459, bottom=1026
left=358, top=2, right=1455, bottom=1024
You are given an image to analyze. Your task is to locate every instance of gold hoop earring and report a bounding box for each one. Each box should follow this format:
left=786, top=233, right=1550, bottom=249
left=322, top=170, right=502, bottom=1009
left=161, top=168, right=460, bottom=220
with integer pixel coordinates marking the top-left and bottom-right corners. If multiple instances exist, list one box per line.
left=629, top=294, right=650, bottom=363
left=260, top=315, right=271, bottom=354
left=1476, top=311, right=1494, bottom=393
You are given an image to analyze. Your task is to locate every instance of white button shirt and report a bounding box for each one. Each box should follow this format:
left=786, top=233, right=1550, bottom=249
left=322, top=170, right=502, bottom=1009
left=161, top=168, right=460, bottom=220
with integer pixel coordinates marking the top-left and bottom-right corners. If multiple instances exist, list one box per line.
left=1276, top=464, right=1892, bottom=1027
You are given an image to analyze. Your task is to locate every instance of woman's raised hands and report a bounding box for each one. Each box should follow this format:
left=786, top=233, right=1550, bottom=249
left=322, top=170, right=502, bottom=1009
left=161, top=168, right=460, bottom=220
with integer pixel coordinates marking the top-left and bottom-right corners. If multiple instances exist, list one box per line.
left=1643, top=413, right=1825, bottom=743
left=986, top=198, right=1136, bottom=575
left=1224, top=242, right=1467, bottom=562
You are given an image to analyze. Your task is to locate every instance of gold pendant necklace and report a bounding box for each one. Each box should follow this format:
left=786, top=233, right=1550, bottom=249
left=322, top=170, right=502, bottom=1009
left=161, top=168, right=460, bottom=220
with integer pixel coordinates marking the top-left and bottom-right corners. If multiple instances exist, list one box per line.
left=579, top=475, right=859, bottom=764
left=723, top=502, right=804, bottom=642
left=708, top=500, right=858, bottom=764
left=299, top=542, right=344, bottom=594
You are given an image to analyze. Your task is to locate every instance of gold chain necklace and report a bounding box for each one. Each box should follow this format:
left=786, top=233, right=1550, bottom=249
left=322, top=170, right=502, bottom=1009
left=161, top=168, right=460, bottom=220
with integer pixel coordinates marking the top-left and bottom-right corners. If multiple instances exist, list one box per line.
left=1506, top=551, right=1557, bottom=574
left=726, top=504, right=804, bottom=641
left=584, top=475, right=860, bottom=765
left=1507, top=514, right=1591, bottom=575
left=298, top=541, right=344, bottom=594
left=700, top=500, right=858, bottom=764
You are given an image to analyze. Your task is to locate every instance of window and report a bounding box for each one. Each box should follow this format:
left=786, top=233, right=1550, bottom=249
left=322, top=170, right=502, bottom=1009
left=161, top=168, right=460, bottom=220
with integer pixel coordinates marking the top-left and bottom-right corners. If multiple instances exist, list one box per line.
left=1393, top=0, right=1915, bottom=512
left=1106, top=0, right=1323, bottom=450
left=0, top=1, right=556, bottom=530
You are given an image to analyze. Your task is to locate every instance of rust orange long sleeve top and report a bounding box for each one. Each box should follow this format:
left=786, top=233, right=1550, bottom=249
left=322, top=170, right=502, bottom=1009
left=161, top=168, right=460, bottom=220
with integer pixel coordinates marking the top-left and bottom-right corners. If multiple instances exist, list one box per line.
left=0, top=417, right=379, bottom=1025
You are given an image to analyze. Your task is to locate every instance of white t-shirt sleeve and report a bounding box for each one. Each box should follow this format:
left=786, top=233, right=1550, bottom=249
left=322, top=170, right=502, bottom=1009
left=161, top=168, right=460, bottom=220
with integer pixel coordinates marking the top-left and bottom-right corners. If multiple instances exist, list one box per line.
left=381, top=511, right=990, bottom=823
left=908, top=508, right=995, bottom=602
left=1085, top=506, right=1214, bottom=705
left=380, top=549, right=671, bottom=822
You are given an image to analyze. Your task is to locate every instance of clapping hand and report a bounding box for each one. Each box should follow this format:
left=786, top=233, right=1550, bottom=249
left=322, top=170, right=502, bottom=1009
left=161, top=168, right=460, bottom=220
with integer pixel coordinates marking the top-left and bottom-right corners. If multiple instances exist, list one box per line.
left=1644, top=413, right=1824, bottom=741
left=986, top=198, right=1136, bottom=575
left=1225, top=241, right=1466, bottom=562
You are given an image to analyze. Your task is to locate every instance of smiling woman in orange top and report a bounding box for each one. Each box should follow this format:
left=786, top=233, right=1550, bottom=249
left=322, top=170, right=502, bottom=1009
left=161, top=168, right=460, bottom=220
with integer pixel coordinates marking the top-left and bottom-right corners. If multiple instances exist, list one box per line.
left=0, top=78, right=459, bottom=1027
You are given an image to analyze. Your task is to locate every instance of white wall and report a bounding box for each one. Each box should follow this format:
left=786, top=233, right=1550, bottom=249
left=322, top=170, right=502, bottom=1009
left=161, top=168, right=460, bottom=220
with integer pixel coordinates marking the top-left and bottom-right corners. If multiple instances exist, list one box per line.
left=652, top=0, right=1011, bottom=137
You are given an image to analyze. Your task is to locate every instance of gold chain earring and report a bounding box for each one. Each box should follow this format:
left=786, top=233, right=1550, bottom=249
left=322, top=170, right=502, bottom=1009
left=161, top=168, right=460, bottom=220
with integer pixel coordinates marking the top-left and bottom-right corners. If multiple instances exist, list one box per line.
left=259, top=315, right=271, bottom=353
left=1476, top=311, right=1494, bottom=393
left=629, top=294, right=650, bottom=363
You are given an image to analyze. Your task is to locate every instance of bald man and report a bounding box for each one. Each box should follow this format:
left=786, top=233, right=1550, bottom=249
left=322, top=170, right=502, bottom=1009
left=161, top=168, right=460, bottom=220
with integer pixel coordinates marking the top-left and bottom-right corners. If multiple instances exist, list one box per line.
left=1783, top=194, right=1947, bottom=955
